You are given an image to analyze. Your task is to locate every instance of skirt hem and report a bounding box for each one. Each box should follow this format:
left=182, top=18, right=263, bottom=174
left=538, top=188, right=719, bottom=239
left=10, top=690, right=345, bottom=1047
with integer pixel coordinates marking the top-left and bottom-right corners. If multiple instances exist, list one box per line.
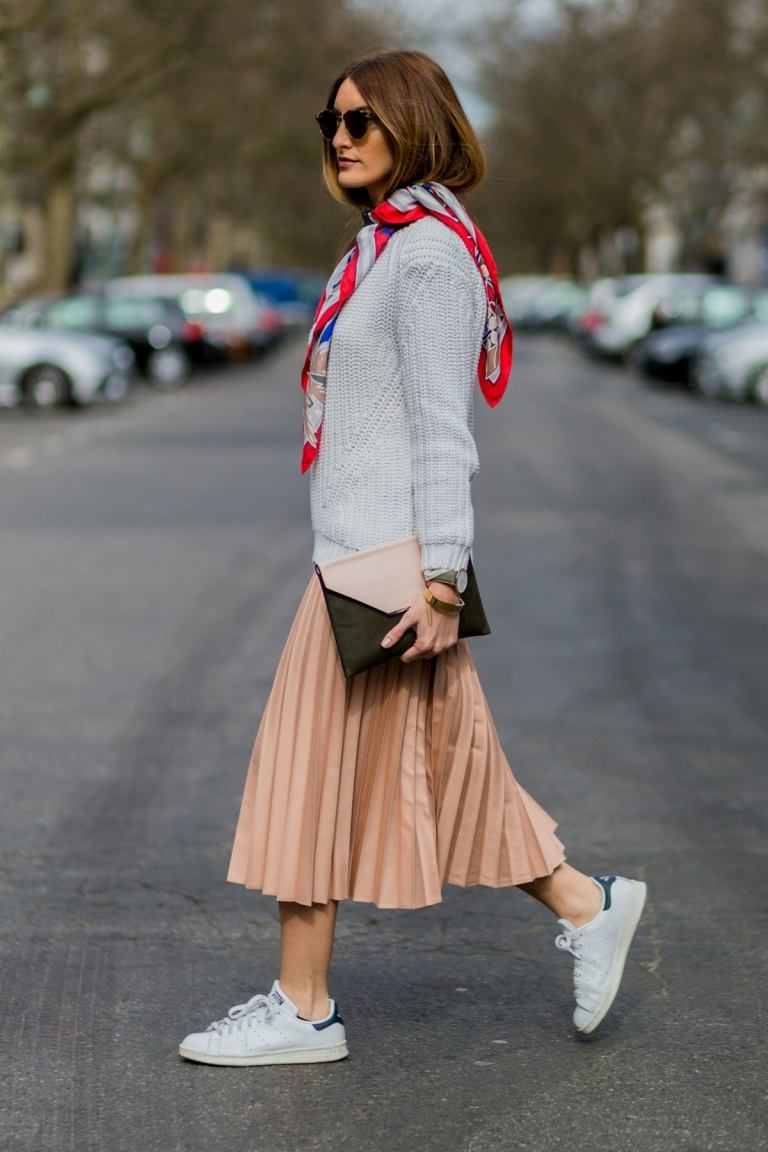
left=226, top=847, right=567, bottom=911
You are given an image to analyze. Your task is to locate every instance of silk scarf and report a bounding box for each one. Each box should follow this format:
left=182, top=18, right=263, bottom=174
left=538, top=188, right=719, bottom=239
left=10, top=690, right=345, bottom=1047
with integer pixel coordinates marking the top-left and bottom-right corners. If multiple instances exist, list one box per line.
left=300, top=182, right=513, bottom=474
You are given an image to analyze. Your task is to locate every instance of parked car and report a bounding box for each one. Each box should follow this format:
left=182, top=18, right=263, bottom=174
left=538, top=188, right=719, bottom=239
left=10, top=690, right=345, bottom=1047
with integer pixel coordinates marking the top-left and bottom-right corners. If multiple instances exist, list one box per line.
left=691, top=322, right=768, bottom=405
left=105, top=274, right=284, bottom=358
left=499, top=276, right=552, bottom=324
left=500, top=277, right=587, bottom=331
left=0, top=325, right=135, bottom=409
left=245, top=269, right=324, bottom=329
left=569, top=276, right=650, bottom=347
left=584, top=274, right=719, bottom=359
left=1, top=293, right=224, bottom=388
left=631, top=285, right=768, bottom=386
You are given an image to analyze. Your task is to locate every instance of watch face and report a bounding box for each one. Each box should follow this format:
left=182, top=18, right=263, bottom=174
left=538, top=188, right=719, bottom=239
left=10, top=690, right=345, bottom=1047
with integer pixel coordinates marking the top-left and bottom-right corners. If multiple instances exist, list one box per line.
left=456, top=569, right=468, bottom=594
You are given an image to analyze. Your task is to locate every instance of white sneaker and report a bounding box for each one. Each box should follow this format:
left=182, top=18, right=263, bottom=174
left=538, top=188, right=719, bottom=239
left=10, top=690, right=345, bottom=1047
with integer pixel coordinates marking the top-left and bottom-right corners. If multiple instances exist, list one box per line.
left=179, top=980, right=348, bottom=1066
left=554, top=874, right=647, bottom=1035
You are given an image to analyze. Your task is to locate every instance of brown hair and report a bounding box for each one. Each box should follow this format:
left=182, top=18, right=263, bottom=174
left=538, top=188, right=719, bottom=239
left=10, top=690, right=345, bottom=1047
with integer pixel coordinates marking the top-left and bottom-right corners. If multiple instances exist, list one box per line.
left=320, top=49, right=486, bottom=209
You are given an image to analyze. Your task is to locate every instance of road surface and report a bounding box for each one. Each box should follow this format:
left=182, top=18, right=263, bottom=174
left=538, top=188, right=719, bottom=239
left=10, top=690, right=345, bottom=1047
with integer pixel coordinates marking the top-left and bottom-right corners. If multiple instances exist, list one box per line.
left=1, top=336, right=766, bottom=1151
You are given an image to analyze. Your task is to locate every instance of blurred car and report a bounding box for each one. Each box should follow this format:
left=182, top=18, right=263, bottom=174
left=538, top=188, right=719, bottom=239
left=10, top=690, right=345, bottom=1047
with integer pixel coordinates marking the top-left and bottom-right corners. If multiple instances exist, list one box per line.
left=1, top=293, right=222, bottom=389
left=245, top=269, right=325, bottom=329
left=569, top=276, right=650, bottom=346
left=585, top=274, right=718, bottom=359
left=0, top=326, right=135, bottom=409
left=631, top=285, right=768, bottom=386
left=692, top=322, right=768, bottom=405
left=499, top=276, right=552, bottom=324
left=105, top=273, right=283, bottom=358
left=500, top=277, right=587, bottom=331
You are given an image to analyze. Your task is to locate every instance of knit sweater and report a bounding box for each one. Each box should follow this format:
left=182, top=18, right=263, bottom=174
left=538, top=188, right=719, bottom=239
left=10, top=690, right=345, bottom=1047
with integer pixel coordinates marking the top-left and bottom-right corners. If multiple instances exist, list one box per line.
left=309, top=215, right=487, bottom=572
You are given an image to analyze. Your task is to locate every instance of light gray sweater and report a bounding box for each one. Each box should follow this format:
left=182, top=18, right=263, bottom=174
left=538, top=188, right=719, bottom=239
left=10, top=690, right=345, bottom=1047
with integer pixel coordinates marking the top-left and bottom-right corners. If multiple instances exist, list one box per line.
left=309, top=216, right=487, bottom=573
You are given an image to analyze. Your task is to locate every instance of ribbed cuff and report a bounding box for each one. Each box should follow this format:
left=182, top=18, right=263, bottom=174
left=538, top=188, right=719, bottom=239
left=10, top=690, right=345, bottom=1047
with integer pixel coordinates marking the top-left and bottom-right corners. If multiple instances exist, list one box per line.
left=420, top=542, right=471, bottom=573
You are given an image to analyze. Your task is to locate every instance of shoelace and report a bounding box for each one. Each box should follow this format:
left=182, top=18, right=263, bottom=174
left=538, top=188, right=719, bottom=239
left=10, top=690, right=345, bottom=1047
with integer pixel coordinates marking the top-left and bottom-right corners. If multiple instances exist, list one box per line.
left=555, top=928, right=584, bottom=975
left=207, top=994, right=276, bottom=1035
left=556, top=927, right=605, bottom=1009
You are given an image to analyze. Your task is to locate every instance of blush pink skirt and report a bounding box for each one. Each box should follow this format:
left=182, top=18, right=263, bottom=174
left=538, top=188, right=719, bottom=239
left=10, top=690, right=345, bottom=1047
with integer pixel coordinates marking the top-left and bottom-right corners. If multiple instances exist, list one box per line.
left=227, top=574, right=566, bottom=909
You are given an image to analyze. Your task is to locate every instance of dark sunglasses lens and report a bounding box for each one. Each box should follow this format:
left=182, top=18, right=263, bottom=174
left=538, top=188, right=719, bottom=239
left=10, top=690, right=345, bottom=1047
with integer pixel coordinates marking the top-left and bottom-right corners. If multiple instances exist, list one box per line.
left=344, top=111, right=370, bottom=139
left=316, top=110, right=338, bottom=140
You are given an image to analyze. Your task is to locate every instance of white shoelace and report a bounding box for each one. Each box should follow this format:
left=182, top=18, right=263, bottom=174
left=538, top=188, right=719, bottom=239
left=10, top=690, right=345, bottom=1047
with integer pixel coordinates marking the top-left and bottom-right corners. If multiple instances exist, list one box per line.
left=555, top=928, right=585, bottom=978
left=207, top=994, right=276, bottom=1034
left=556, top=926, right=608, bottom=1010
left=554, top=928, right=582, bottom=957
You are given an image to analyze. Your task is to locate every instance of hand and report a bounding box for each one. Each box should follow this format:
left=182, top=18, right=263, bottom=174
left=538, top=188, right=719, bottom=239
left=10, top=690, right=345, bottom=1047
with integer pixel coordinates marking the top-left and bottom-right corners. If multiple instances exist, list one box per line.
left=381, top=587, right=461, bottom=664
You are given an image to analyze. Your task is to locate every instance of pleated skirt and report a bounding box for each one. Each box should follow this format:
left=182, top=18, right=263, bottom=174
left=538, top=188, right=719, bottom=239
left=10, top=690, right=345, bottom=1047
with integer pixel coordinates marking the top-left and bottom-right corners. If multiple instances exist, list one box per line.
left=227, top=574, right=567, bottom=909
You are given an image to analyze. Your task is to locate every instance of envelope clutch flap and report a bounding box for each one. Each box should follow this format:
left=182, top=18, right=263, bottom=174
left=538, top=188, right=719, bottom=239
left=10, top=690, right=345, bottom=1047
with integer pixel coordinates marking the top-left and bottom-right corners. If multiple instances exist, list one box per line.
left=315, top=536, right=424, bottom=615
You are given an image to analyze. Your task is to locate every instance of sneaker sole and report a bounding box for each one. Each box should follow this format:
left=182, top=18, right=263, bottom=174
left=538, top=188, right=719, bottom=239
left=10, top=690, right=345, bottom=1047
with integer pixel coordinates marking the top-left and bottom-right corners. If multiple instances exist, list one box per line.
left=178, top=1042, right=349, bottom=1066
left=577, top=880, right=647, bottom=1035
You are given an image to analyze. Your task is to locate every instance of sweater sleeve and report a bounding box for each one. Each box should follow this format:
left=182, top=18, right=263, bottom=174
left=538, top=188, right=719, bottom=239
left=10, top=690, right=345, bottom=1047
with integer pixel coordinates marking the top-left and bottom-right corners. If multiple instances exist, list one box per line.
left=394, top=227, right=485, bottom=573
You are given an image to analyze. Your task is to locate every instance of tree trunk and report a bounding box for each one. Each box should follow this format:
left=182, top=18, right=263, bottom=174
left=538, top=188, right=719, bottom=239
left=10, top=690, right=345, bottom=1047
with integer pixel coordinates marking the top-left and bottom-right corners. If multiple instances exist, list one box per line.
left=42, top=166, right=77, bottom=293
left=127, top=192, right=152, bottom=275
left=169, top=193, right=197, bottom=272
left=204, top=213, right=234, bottom=271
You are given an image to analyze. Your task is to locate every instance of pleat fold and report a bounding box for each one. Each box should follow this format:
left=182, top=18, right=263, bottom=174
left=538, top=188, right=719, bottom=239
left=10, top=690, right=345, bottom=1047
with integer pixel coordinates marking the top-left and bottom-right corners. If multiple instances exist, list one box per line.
left=227, top=575, right=566, bottom=909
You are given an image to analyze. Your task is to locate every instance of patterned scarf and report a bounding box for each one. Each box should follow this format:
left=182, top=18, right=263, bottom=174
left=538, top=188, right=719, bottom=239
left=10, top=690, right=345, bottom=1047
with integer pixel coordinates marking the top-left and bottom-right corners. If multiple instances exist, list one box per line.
left=300, top=182, right=513, bottom=474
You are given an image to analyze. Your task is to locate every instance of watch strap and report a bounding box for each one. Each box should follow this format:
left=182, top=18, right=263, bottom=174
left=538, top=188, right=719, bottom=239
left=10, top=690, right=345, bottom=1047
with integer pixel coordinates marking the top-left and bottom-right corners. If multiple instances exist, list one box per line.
left=424, top=568, right=468, bottom=592
left=423, top=587, right=464, bottom=614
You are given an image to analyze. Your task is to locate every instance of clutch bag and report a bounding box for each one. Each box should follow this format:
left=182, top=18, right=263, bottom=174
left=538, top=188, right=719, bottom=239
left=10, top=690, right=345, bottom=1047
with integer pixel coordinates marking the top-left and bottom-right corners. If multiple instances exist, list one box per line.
left=314, top=536, right=491, bottom=678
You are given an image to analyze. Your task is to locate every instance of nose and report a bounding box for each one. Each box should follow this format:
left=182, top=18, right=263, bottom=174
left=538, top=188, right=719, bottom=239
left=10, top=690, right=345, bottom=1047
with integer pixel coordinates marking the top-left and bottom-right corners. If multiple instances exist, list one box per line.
left=333, top=118, right=352, bottom=150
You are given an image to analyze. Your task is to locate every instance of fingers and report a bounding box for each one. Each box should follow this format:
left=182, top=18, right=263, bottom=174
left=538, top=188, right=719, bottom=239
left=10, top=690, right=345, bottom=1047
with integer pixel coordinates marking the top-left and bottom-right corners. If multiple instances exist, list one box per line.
left=381, top=601, right=459, bottom=663
left=400, top=635, right=449, bottom=664
left=400, top=643, right=431, bottom=664
left=381, top=609, right=419, bottom=650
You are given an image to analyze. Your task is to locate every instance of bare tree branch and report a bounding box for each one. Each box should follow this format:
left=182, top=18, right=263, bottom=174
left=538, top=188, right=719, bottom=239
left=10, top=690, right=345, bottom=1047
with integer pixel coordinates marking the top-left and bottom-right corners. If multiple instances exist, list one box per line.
left=0, top=0, right=55, bottom=42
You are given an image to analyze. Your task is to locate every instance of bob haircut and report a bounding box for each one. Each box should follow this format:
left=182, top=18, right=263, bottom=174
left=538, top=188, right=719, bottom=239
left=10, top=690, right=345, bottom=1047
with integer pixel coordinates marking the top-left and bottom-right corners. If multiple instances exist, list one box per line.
left=320, top=49, right=486, bottom=209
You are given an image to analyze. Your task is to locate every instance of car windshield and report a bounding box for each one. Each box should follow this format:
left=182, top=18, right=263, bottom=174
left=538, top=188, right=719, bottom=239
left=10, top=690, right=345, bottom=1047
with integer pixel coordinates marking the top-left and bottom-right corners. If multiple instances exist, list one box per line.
left=104, top=299, right=164, bottom=329
left=700, top=287, right=752, bottom=328
left=46, top=297, right=100, bottom=329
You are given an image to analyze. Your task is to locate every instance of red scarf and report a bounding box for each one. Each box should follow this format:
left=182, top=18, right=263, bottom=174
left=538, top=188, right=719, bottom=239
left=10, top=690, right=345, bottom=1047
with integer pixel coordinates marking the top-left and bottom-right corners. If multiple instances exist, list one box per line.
left=301, top=182, right=512, bottom=474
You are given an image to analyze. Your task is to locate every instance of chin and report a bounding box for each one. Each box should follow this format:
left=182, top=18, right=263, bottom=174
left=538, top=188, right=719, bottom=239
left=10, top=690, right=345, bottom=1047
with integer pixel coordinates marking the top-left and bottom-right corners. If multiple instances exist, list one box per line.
left=338, top=171, right=366, bottom=191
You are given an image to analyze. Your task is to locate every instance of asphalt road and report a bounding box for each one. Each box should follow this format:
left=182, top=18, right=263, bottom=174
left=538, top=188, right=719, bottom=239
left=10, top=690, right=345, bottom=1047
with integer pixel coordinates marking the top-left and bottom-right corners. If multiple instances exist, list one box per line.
left=1, top=335, right=767, bottom=1152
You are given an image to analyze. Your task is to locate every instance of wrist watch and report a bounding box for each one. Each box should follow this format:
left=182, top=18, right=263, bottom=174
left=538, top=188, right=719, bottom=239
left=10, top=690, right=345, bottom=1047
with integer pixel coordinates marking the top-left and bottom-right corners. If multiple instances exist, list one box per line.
left=423, top=568, right=468, bottom=594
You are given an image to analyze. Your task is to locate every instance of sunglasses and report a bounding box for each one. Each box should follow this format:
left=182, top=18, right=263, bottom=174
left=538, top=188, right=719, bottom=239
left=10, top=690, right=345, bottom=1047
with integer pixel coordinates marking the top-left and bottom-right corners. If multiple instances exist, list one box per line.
left=315, top=107, right=378, bottom=141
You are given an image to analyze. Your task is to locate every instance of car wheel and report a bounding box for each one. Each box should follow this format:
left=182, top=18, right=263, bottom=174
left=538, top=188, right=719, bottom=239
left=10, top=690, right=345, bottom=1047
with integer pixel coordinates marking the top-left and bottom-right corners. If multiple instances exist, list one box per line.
left=751, top=364, right=768, bottom=407
left=691, top=363, right=722, bottom=399
left=104, top=373, right=131, bottom=402
left=21, top=364, right=74, bottom=409
left=146, top=346, right=190, bottom=390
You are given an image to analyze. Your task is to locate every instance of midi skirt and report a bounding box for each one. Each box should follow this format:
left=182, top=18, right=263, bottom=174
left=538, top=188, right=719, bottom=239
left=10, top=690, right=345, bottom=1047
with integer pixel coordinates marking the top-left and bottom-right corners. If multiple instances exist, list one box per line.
left=227, top=574, right=567, bottom=909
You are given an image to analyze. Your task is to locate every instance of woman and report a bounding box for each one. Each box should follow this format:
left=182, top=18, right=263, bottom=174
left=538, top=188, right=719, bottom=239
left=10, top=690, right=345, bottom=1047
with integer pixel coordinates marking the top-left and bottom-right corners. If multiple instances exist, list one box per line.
left=179, top=49, right=646, bottom=1067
